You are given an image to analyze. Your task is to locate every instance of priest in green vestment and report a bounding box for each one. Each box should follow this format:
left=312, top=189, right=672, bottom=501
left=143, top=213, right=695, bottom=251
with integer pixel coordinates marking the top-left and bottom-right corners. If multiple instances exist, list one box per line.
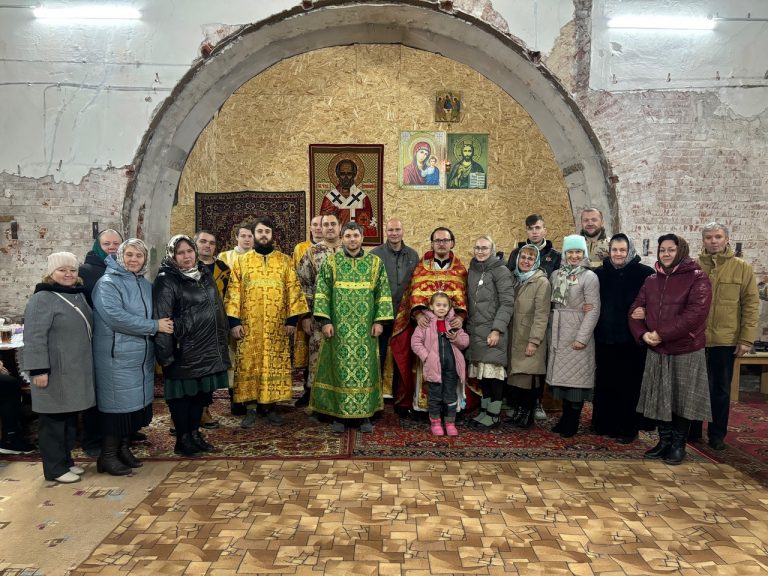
left=310, top=222, right=394, bottom=433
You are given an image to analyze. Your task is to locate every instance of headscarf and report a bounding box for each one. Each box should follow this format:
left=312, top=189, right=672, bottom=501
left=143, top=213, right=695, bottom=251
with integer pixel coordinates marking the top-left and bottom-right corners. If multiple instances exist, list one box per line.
left=514, top=244, right=541, bottom=283
left=552, top=235, right=589, bottom=305
left=115, top=238, right=149, bottom=277
left=164, top=234, right=201, bottom=281
left=608, top=233, right=637, bottom=269
left=413, top=141, right=431, bottom=161
left=92, top=229, right=124, bottom=260
left=656, top=233, right=689, bottom=274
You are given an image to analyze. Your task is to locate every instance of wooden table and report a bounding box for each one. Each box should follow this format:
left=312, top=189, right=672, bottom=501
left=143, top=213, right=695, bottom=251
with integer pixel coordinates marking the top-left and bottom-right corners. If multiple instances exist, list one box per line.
left=731, top=352, right=768, bottom=402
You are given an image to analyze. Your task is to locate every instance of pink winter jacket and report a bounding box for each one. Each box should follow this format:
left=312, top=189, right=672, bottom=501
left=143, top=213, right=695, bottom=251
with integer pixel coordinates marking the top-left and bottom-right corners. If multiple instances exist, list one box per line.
left=411, top=309, right=469, bottom=385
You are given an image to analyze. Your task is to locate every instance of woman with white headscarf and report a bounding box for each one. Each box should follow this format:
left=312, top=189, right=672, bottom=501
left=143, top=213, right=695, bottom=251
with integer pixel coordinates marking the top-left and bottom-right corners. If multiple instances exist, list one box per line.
left=92, top=239, right=174, bottom=476
left=592, top=234, right=654, bottom=444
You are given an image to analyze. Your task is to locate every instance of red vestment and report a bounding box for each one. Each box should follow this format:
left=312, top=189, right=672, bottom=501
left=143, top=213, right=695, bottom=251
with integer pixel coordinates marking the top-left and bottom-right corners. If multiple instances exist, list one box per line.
left=389, top=251, right=477, bottom=411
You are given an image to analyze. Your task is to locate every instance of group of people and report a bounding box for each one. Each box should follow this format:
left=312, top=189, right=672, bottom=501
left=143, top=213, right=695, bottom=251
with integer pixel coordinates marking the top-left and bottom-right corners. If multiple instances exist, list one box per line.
left=5, top=206, right=763, bottom=482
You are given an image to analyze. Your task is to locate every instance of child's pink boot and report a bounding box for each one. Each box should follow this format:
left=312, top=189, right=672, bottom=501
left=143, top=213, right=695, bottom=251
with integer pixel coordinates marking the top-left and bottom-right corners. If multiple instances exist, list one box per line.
left=430, top=418, right=445, bottom=436
left=444, top=421, right=458, bottom=437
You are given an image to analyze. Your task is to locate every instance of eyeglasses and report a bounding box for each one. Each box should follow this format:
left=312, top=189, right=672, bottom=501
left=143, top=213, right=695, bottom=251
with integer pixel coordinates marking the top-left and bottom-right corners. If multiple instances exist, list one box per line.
left=473, top=247, right=491, bottom=252
left=432, top=238, right=452, bottom=244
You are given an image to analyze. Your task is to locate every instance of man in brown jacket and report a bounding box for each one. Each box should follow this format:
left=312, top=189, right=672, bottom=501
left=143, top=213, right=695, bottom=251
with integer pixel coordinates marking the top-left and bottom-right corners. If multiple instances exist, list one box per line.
left=690, top=222, right=759, bottom=450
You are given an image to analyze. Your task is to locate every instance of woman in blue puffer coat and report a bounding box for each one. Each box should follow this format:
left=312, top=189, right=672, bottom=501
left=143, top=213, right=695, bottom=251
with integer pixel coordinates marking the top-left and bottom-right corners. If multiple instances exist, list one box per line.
left=92, top=239, right=174, bottom=475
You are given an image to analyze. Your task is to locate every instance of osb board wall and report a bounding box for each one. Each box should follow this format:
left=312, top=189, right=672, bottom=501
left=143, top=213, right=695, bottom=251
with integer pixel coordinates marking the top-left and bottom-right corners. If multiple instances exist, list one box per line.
left=175, top=45, right=573, bottom=260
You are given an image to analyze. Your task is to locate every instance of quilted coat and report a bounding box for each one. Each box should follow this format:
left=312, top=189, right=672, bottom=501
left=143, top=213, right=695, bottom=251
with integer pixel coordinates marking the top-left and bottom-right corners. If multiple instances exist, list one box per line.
left=92, top=257, right=158, bottom=414
left=466, top=256, right=515, bottom=367
left=628, top=258, right=712, bottom=355
left=508, top=270, right=552, bottom=376
left=546, top=265, right=601, bottom=389
left=411, top=309, right=469, bottom=385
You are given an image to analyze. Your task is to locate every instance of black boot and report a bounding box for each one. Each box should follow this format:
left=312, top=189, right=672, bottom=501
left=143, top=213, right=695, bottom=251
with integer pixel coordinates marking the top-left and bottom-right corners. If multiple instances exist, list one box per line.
left=97, top=435, right=132, bottom=476
left=174, top=433, right=202, bottom=457
left=664, top=415, right=690, bottom=465
left=644, top=421, right=672, bottom=459
left=190, top=430, right=216, bottom=452
left=560, top=401, right=583, bottom=438
left=118, top=437, right=143, bottom=468
left=513, top=388, right=535, bottom=429
left=552, top=399, right=568, bottom=433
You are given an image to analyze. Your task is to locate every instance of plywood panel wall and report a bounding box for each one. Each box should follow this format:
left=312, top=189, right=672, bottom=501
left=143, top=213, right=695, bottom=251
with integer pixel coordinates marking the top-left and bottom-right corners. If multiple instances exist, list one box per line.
left=176, top=45, right=573, bottom=261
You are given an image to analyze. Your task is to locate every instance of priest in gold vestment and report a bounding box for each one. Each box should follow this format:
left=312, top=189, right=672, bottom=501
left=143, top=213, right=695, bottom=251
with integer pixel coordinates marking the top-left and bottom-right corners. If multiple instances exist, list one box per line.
left=225, top=217, right=308, bottom=427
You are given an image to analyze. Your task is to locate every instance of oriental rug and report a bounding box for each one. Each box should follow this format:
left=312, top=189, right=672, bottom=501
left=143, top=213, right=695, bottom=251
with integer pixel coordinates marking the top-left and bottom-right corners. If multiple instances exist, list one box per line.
left=194, top=191, right=306, bottom=253
left=351, top=403, right=709, bottom=463
left=691, top=390, right=768, bottom=486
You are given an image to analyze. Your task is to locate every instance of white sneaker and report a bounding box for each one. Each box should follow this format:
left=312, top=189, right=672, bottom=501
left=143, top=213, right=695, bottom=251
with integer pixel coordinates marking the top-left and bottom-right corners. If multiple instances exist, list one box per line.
left=53, top=471, right=81, bottom=483
left=69, top=465, right=85, bottom=475
left=534, top=402, right=547, bottom=421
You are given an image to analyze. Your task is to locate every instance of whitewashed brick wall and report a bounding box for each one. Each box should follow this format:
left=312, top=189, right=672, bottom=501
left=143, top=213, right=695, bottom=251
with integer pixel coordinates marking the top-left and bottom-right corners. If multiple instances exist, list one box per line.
left=0, top=169, right=126, bottom=319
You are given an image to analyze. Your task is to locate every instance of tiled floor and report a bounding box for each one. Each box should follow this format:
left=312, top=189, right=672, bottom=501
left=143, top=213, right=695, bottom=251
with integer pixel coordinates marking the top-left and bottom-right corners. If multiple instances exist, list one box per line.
left=72, top=458, right=768, bottom=575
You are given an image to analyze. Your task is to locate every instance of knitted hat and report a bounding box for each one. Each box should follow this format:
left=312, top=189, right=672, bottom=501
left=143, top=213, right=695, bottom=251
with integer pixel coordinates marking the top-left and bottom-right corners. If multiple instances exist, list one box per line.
left=47, top=252, right=79, bottom=275
left=562, top=234, right=588, bottom=254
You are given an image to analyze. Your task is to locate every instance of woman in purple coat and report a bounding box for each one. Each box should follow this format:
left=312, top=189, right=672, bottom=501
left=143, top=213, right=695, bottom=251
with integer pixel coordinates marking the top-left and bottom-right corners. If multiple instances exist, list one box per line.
left=629, top=234, right=712, bottom=465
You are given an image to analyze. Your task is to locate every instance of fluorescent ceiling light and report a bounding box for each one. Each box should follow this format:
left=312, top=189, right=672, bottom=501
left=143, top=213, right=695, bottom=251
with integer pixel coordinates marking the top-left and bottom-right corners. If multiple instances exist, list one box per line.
left=33, top=5, right=141, bottom=20
left=607, top=16, right=715, bottom=30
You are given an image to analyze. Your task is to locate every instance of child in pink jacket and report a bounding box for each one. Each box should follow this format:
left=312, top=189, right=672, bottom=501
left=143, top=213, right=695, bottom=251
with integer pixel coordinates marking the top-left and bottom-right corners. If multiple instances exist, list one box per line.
left=411, top=292, right=470, bottom=436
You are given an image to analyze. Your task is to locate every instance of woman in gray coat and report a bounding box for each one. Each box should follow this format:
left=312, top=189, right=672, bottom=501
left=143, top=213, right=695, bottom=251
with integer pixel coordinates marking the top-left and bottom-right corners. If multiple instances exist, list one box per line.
left=467, top=235, right=515, bottom=428
left=547, top=235, right=601, bottom=438
left=92, top=239, right=174, bottom=475
left=507, top=245, right=552, bottom=428
left=23, top=252, right=96, bottom=484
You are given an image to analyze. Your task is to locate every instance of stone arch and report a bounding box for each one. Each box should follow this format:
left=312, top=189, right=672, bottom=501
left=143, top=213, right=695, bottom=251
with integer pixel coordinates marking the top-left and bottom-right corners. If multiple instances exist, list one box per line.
left=126, top=0, right=615, bottom=264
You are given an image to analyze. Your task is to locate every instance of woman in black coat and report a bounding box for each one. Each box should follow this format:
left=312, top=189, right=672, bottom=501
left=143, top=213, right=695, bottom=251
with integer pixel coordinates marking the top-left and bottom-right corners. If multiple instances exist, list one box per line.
left=153, top=235, right=230, bottom=457
left=592, top=234, right=654, bottom=443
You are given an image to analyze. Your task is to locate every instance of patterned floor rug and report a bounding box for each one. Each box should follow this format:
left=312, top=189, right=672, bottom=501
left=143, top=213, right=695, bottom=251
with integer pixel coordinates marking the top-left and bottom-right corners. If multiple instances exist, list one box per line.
left=689, top=391, right=768, bottom=486
left=351, top=403, right=709, bottom=462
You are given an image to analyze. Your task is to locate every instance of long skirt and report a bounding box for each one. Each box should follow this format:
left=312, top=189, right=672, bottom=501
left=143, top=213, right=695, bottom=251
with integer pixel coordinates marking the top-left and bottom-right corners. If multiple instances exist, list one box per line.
left=636, top=349, right=711, bottom=422
left=592, top=342, right=647, bottom=436
left=100, top=404, right=153, bottom=437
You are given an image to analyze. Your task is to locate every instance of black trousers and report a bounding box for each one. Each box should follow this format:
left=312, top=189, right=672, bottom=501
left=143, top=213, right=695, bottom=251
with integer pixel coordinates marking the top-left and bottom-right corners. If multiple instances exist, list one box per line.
left=706, top=346, right=736, bottom=441
left=38, top=412, right=77, bottom=480
left=0, top=373, right=23, bottom=439
left=427, top=366, right=459, bottom=420
left=80, top=405, right=102, bottom=452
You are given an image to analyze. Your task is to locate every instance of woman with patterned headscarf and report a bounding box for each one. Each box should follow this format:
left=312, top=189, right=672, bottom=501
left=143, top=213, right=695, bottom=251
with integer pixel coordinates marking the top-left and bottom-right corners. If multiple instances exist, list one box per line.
left=506, top=244, right=552, bottom=429
left=629, top=234, right=712, bottom=465
left=92, top=239, right=174, bottom=475
left=153, top=235, right=230, bottom=458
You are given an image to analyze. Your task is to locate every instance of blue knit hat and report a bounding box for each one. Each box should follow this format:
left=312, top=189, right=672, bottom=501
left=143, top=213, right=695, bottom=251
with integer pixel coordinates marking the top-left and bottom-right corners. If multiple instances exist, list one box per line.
left=562, top=234, right=588, bottom=254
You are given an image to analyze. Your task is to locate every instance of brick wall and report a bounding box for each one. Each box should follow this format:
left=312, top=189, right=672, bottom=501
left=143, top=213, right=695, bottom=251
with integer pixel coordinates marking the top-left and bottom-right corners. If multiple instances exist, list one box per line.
left=0, top=169, right=126, bottom=319
left=578, top=90, right=768, bottom=274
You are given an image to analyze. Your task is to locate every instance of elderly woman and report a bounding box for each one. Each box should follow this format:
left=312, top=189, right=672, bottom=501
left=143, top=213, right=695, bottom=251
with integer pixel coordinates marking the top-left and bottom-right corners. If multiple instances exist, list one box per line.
left=467, top=235, right=515, bottom=428
left=93, top=239, right=173, bottom=475
left=547, top=235, right=600, bottom=438
left=153, top=235, right=230, bottom=457
left=23, top=252, right=95, bottom=483
left=506, top=244, right=552, bottom=429
left=629, top=234, right=712, bottom=464
left=592, top=234, right=654, bottom=444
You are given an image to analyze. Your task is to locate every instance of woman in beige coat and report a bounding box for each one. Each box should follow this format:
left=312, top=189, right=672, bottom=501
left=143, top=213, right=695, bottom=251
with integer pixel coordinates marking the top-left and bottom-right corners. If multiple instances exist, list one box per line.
left=507, top=245, right=552, bottom=428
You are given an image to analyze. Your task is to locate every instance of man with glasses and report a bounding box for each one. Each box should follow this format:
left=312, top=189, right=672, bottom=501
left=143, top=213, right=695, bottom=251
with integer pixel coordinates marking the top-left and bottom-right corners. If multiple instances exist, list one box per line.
left=389, top=227, right=469, bottom=415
